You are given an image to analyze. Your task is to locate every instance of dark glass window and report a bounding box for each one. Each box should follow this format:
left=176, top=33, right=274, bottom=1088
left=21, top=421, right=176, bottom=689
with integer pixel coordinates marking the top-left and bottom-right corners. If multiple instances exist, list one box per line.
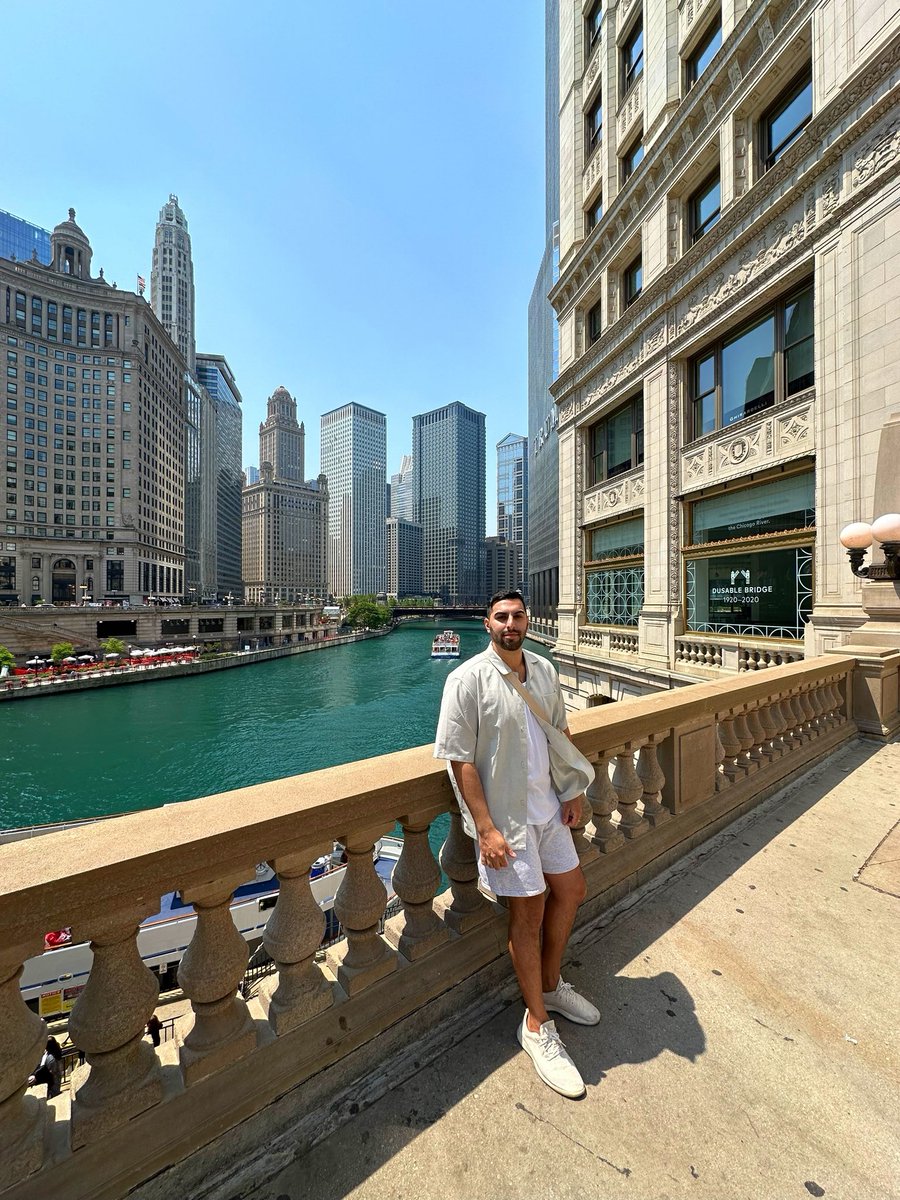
left=585, top=97, right=603, bottom=157
left=689, top=172, right=721, bottom=243
left=622, top=20, right=644, bottom=93
left=585, top=195, right=604, bottom=233
left=622, top=137, right=644, bottom=182
left=586, top=1, right=603, bottom=57
left=689, top=284, right=814, bottom=438
left=588, top=300, right=602, bottom=344
left=686, top=16, right=722, bottom=87
left=623, top=256, right=642, bottom=307
left=589, top=395, right=643, bottom=484
left=762, top=71, right=812, bottom=169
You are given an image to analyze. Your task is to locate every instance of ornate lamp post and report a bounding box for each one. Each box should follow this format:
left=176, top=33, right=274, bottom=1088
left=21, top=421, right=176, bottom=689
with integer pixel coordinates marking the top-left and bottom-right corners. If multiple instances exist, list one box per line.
left=839, top=513, right=900, bottom=579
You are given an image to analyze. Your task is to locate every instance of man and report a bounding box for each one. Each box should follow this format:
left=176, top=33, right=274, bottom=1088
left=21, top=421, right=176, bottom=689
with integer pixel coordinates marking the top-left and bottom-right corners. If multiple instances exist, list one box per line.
left=434, top=590, right=599, bottom=1098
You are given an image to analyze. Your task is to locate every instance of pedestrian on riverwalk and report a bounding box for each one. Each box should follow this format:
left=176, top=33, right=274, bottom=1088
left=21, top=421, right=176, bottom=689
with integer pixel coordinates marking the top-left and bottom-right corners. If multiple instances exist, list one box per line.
left=146, top=1014, right=162, bottom=1047
left=434, top=589, right=600, bottom=1099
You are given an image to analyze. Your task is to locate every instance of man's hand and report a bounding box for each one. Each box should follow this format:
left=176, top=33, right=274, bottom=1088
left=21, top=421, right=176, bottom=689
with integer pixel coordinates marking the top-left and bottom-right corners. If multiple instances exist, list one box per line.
left=560, top=796, right=584, bottom=827
left=479, top=825, right=517, bottom=870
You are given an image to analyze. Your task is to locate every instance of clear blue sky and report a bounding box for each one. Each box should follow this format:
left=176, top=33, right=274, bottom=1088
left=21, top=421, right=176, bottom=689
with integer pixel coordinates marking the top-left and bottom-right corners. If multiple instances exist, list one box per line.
left=4, top=1, right=547, bottom=533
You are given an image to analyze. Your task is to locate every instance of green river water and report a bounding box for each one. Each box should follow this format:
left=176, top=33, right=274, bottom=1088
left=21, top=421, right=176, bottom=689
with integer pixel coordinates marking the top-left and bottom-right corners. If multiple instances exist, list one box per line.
left=0, top=621, right=552, bottom=831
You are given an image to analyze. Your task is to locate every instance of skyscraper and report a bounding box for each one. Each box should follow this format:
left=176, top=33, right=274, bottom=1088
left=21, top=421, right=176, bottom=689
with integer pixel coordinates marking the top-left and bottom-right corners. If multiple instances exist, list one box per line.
left=320, top=403, right=386, bottom=598
left=0, top=209, right=187, bottom=606
left=196, top=354, right=243, bottom=599
left=497, top=433, right=528, bottom=595
left=242, top=386, right=328, bottom=603
left=0, top=209, right=51, bottom=265
left=413, top=402, right=486, bottom=603
left=150, top=194, right=196, bottom=369
left=390, top=454, right=414, bottom=522
left=386, top=517, right=423, bottom=599
left=527, top=0, right=561, bottom=635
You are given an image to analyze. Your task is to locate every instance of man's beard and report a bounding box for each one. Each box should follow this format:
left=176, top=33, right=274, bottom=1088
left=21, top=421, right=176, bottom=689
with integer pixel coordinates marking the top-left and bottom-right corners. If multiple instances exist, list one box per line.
left=492, top=627, right=523, bottom=649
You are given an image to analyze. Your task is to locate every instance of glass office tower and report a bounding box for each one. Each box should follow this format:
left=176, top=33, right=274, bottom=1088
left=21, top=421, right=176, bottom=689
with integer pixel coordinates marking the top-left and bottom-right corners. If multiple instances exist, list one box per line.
left=196, top=354, right=243, bottom=599
left=497, top=433, right=528, bottom=594
left=320, top=403, right=387, bottom=598
left=0, top=209, right=51, bottom=265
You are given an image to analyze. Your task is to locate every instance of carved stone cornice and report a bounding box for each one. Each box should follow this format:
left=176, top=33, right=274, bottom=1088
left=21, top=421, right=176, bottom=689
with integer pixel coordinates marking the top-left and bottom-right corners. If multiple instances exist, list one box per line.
left=554, top=57, right=900, bottom=425
left=583, top=470, right=645, bottom=523
left=680, top=397, right=815, bottom=494
left=550, top=0, right=812, bottom=317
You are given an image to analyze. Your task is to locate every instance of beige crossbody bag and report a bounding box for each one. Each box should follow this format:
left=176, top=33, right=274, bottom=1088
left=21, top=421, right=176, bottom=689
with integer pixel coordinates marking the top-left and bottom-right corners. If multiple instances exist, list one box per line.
left=502, top=671, right=594, bottom=803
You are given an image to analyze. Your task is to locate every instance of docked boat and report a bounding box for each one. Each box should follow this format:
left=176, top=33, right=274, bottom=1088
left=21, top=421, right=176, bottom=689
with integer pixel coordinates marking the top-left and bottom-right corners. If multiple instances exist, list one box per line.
left=431, top=630, right=460, bottom=659
left=18, top=835, right=403, bottom=1018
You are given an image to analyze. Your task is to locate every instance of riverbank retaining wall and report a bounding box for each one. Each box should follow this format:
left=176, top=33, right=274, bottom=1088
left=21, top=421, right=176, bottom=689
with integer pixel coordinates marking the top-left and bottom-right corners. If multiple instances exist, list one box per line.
left=0, top=629, right=389, bottom=703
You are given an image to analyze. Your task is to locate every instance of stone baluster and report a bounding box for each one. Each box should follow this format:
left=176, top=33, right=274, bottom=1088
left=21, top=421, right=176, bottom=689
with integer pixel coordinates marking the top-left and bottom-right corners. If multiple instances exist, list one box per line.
left=385, top=814, right=449, bottom=960
left=788, top=693, right=809, bottom=743
left=569, top=790, right=601, bottom=864
left=437, top=810, right=492, bottom=933
left=588, top=751, right=625, bottom=851
left=819, top=678, right=839, bottom=728
left=612, top=744, right=648, bottom=838
left=745, top=706, right=767, bottom=767
left=176, top=875, right=258, bottom=1086
left=807, top=682, right=827, bottom=734
left=801, top=687, right=819, bottom=736
left=769, top=695, right=789, bottom=755
left=0, top=938, right=48, bottom=1190
left=732, top=710, right=756, bottom=773
left=825, top=677, right=844, bottom=726
left=718, top=715, right=743, bottom=783
left=779, top=696, right=802, bottom=749
left=636, top=737, right=669, bottom=826
left=714, top=722, right=727, bottom=791
left=68, top=905, right=163, bottom=1148
left=258, top=850, right=333, bottom=1036
left=326, top=828, right=397, bottom=996
left=757, top=700, right=780, bottom=760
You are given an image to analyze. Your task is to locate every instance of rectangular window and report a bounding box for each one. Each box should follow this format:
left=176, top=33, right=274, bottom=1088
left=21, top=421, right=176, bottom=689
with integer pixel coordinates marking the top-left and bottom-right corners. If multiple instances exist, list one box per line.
left=623, top=255, right=642, bottom=307
left=689, top=171, right=721, bottom=243
left=585, top=194, right=604, bottom=234
left=585, top=1, right=603, bottom=57
left=589, top=395, right=643, bottom=484
left=587, top=300, right=602, bottom=345
left=689, top=284, right=813, bottom=438
left=686, top=15, right=722, bottom=88
left=585, top=96, right=603, bottom=158
left=762, top=70, right=812, bottom=169
left=621, top=137, right=644, bottom=182
left=585, top=516, right=645, bottom=627
left=622, top=19, right=644, bottom=94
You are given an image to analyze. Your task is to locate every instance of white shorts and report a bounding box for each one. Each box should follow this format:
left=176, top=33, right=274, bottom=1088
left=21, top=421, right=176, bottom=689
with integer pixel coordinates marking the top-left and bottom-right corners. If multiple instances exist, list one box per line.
left=478, top=810, right=580, bottom=898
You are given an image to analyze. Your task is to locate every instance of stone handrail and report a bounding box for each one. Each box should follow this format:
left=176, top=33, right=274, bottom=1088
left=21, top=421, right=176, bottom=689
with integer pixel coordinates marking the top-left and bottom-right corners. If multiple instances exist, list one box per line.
left=0, top=653, right=883, bottom=1198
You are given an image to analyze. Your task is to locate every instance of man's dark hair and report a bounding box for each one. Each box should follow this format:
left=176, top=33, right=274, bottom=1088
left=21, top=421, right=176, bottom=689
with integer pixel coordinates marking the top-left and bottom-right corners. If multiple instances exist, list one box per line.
left=486, top=589, right=527, bottom=616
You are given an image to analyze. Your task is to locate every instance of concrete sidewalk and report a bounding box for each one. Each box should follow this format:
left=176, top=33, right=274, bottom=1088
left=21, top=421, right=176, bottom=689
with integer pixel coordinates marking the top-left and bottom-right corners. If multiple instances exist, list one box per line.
left=252, top=739, right=900, bottom=1200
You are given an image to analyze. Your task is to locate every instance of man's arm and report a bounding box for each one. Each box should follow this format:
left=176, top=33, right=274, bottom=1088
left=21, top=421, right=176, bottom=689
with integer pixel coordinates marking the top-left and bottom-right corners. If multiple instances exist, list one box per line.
left=450, top=761, right=517, bottom=868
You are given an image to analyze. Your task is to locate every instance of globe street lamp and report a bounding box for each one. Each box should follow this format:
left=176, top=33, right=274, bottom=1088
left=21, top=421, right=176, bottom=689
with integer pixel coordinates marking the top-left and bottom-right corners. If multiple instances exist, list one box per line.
left=839, top=513, right=900, bottom=579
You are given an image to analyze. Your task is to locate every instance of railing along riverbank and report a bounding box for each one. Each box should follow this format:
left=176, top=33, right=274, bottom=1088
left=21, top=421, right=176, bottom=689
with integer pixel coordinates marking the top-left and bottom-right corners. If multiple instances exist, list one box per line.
left=0, top=628, right=388, bottom=703
left=1, top=651, right=897, bottom=1200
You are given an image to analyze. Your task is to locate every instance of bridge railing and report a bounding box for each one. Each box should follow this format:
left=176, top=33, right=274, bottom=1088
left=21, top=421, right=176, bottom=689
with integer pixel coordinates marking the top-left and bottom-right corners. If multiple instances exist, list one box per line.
left=1, top=652, right=894, bottom=1199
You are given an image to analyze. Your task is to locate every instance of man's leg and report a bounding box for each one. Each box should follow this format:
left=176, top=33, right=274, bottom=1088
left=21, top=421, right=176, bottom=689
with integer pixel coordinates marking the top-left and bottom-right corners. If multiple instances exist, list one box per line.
left=540, top=866, right=587, bottom=993
left=507, top=893, right=550, bottom=1031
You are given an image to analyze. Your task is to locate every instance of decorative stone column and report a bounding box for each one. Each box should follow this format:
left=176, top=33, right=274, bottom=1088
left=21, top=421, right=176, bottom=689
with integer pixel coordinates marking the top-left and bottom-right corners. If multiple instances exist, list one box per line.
left=258, top=850, right=333, bottom=1036
left=436, top=811, right=492, bottom=934
left=636, top=737, right=669, bottom=826
left=385, top=813, right=449, bottom=960
left=68, top=905, right=163, bottom=1149
left=718, top=715, right=743, bottom=783
left=176, top=875, right=257, bottom=1085
left=570, top=790, right=601, bottom=864
left=588, top=751, right=625, bottom=851
left=613, top=745, right=648, bottom=838
left=326, top=827, right=397, bottom=996
left=0, top=938, right=47, bottom=1190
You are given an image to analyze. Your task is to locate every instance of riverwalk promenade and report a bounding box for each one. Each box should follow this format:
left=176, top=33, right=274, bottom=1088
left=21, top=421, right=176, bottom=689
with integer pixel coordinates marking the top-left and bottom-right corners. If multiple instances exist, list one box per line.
left=217, top=739, right=900, bottom=1200
left=0, top=628, right=387, bottom=702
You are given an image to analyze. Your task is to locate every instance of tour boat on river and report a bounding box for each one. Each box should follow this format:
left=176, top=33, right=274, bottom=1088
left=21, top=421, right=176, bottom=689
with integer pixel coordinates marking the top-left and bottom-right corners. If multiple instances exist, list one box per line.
left=16, top=830, right=402, bottom=1018
left=431, top=630, right=460, bottom=659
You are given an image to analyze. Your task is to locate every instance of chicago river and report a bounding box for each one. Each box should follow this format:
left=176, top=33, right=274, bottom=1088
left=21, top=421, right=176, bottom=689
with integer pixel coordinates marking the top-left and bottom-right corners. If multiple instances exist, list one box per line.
left=0, top=621, right=552, bottom=830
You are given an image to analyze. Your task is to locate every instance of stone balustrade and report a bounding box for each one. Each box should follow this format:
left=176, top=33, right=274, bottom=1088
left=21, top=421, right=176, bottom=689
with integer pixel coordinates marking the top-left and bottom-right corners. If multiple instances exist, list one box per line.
left=1, top=653, right=887, bottom=1200
left=675, top=636, right=805, bottom=674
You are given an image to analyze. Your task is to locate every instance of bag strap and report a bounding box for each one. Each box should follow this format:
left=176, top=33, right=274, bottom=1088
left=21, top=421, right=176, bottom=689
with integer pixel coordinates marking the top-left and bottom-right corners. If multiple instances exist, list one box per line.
left=503, top=669, right=553, bottom=727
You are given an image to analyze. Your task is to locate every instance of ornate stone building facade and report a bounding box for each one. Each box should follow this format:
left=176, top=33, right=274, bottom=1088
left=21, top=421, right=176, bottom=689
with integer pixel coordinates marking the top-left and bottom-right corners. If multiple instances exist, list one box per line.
left=1, top=210, right=186, bottom=606
left=242, top=386, right=328, bottom=603
left=551, top=0, right=900, bottom=704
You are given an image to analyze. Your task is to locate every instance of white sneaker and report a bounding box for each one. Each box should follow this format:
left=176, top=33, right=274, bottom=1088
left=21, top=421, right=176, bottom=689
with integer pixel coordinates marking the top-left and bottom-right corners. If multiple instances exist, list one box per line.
left=542, top=977, right=601, bottom=1026
left=517, top=1012, right=586, bottom=1098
